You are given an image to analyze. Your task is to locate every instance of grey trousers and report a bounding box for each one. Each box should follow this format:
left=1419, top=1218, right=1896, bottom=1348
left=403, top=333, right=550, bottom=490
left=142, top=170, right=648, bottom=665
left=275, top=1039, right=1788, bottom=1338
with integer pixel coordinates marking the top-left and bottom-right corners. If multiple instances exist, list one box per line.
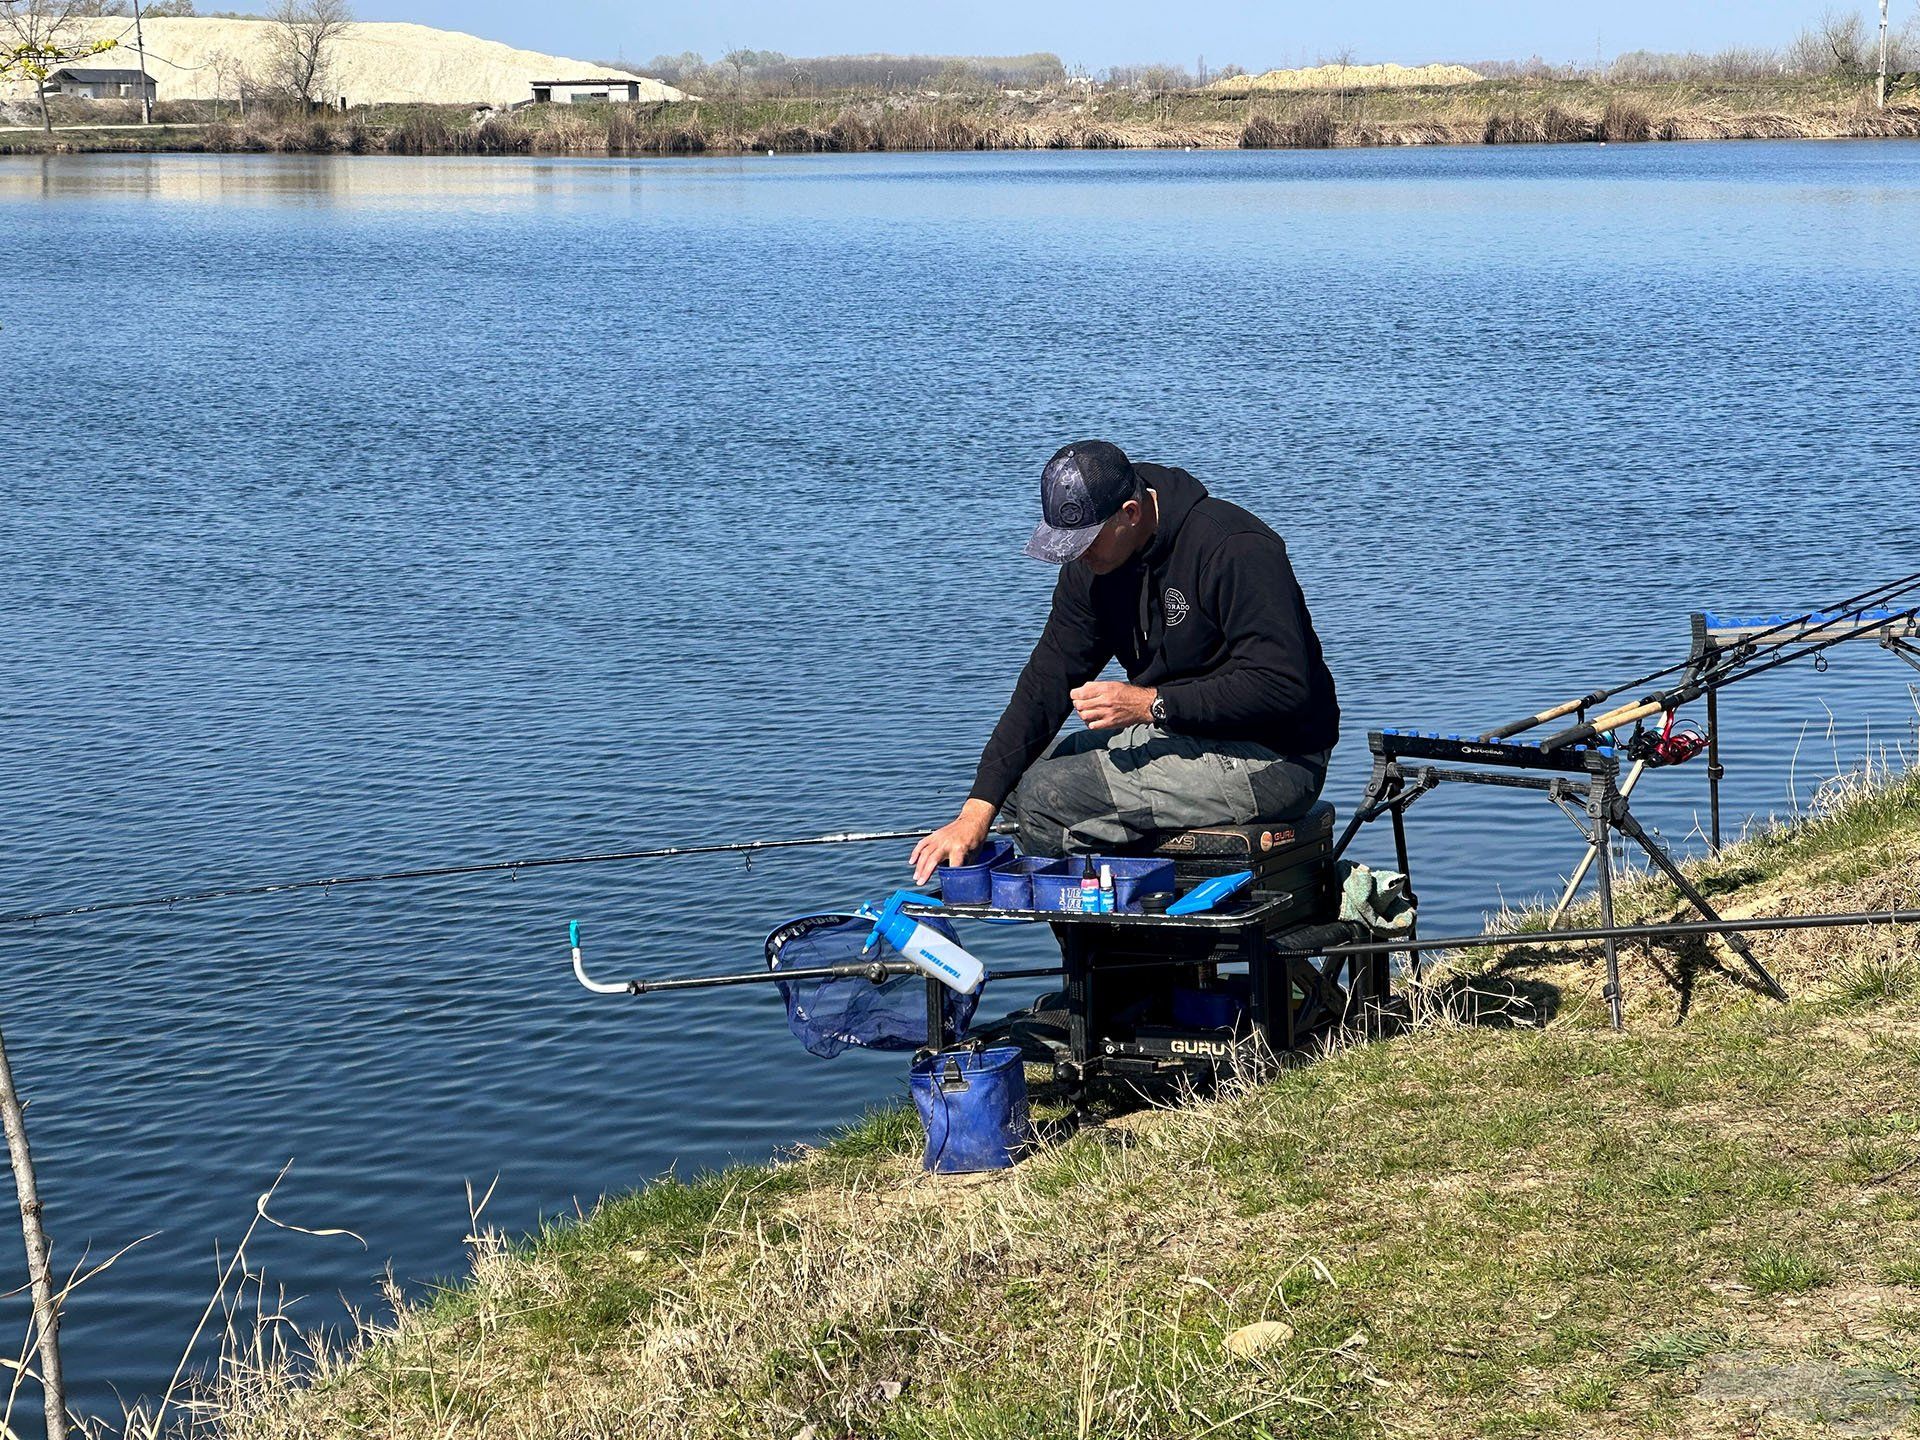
left=1002, top=724, right=1330, bottom=857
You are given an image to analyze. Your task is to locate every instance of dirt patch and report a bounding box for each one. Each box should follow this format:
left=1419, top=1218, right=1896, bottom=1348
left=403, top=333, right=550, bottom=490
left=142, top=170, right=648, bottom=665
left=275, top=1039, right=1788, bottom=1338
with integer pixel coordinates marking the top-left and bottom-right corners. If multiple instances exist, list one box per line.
left=1696, top=1352, right=1917, bottom=1436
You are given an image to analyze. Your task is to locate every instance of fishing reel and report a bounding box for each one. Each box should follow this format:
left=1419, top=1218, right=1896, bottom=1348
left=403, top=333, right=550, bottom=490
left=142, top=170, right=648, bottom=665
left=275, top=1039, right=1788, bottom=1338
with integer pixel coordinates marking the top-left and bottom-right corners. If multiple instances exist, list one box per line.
left=1626, top=712, right=1709, bottom=768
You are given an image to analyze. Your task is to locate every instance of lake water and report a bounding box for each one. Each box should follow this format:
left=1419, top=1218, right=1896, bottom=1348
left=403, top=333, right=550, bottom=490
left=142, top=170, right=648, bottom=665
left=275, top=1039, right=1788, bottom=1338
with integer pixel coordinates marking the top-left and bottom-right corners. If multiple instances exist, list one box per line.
left=4, top=141, right=1920, bottom=1420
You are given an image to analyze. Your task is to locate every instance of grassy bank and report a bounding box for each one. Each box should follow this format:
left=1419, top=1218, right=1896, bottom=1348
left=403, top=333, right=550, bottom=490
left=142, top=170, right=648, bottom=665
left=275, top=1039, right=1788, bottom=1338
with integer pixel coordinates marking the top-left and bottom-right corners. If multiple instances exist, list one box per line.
left=209, top=767, right=1920, bottom=1439
left=5, top=77, right=1920, bottom=157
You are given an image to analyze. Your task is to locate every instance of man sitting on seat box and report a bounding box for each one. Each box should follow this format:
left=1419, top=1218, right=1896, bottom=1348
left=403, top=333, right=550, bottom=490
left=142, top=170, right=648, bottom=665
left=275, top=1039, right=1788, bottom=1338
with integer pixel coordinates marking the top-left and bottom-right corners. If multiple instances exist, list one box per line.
left=911, top=440, right=1340, bottom=882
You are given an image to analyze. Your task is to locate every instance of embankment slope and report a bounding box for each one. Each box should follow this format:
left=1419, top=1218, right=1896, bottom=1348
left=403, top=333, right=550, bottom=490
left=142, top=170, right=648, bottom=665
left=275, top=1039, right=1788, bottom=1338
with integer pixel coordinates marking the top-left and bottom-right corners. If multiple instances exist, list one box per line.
left=219, top=772, right=1920, bottom=1439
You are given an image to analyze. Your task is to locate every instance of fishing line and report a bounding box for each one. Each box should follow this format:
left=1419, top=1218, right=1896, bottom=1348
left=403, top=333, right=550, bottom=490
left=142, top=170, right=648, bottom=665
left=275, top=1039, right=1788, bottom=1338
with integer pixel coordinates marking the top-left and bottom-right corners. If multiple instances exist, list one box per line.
left=0, top=826, right=947, bottom=929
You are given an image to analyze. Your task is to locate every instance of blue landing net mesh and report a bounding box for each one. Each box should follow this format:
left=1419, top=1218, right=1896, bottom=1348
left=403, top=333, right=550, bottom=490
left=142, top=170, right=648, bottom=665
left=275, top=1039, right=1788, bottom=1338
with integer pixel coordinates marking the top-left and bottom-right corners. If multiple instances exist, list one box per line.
left=766, top=913, right=980, bottom=1059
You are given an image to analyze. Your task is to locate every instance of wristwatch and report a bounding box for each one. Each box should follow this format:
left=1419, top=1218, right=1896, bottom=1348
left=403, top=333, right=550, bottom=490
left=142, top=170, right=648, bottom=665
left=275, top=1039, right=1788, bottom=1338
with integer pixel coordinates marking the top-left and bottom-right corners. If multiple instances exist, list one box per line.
left=1150, top=694, right=1168, bottom=727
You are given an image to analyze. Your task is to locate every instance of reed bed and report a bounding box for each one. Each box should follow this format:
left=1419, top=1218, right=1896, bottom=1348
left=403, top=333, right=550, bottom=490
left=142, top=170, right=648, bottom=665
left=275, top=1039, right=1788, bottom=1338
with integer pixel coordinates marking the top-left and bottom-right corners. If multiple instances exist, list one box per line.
left=8, top=79, right=1918, bottom=157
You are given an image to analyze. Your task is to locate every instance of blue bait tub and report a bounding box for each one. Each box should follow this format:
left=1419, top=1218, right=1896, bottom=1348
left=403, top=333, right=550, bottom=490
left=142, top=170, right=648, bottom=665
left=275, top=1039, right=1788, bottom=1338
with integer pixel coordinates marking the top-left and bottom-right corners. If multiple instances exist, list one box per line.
left=1030, top=856, right=1177, bottom=914
left=989, top=856, right=1065, bottom=910
left=934, top=836, right=1016, bottom=906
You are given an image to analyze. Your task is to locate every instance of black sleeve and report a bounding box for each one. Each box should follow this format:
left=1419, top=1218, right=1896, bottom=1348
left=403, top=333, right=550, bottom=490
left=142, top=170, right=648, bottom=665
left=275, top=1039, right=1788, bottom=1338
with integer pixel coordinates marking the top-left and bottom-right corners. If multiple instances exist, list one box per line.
left=968, top=569, right=1112, bottom=809
left=1155, top=535, right=1313, bottom=737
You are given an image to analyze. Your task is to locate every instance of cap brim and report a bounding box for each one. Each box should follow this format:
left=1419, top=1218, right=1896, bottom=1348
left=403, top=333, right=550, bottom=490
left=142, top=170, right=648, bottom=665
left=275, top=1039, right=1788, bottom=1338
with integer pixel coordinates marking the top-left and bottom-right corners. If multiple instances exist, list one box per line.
left=1023, top=520, right=1103, bottom=564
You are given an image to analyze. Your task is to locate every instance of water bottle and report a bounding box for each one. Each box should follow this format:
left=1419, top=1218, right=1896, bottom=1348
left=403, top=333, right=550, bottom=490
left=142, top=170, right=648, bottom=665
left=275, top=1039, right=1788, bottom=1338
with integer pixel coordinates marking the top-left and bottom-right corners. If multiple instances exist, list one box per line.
left=859, top=890, right=987, bottom=995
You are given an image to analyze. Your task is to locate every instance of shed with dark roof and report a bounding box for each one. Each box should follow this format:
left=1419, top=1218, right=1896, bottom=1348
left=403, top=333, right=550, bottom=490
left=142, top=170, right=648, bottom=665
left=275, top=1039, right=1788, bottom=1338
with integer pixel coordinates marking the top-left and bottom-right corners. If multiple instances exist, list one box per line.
left=42, top=66, right=156, bottom=101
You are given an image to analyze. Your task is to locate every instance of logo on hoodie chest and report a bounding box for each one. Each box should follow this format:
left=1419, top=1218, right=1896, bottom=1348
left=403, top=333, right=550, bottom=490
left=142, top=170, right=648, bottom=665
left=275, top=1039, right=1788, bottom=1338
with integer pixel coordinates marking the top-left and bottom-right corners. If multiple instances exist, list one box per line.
left=1163, top=587, right=1191, bottom=627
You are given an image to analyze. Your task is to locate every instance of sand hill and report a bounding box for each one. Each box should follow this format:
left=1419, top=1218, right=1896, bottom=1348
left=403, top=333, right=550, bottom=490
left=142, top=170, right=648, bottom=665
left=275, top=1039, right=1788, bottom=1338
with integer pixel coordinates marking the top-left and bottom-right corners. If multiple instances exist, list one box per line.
left=6, top=17, right=684, bottom=106
left=1208, top=61, right=1482, bottom=93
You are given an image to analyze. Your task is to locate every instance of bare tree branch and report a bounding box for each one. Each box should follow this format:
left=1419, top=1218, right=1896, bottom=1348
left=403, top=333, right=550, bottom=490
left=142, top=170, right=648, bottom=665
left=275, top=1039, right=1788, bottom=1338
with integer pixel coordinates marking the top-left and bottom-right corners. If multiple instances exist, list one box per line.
left=0, top=0, right=120, bottom=132
left=265, top=0, right=350, bottom=108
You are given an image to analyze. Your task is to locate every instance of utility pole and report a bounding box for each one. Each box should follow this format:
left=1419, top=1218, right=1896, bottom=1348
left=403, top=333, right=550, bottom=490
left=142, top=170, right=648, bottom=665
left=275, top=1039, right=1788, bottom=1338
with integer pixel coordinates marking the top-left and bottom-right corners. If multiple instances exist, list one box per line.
left=132, top=0, right=152, bottom=124
left=0, top=1025, right=68, bottom=1440
left=1877, top=0, right=1890, bottom=108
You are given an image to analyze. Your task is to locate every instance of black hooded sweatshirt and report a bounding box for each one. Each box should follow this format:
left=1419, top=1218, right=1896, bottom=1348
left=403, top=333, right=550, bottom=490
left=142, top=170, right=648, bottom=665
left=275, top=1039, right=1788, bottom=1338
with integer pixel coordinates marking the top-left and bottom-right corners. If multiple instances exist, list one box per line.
left=969, top=464, right=1340, bottom=809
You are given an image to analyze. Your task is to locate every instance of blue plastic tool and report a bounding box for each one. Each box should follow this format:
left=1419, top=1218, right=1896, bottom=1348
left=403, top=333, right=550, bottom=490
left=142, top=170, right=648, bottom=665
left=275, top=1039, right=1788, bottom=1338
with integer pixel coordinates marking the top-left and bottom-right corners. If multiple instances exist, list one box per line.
left=1165, top=869, right=1254, bottom=916
left=858, top=889, right=987, bottom=993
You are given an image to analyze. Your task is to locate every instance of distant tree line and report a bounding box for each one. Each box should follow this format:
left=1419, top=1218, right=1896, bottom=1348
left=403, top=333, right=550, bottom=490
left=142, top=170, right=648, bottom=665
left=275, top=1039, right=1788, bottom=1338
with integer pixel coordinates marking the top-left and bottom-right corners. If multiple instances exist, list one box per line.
left=628, top=49, right=1069, bottom=95
left=615, top=49, right=1268, bottom=96
left=60, top=1, right=199, bottom=14
left=1468, top=7, right=1919, bottom=83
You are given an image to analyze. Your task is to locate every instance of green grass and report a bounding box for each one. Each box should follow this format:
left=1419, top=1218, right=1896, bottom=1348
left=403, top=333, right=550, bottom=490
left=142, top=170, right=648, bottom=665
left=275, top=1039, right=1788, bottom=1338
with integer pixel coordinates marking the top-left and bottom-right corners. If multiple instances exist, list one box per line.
left=1741, top=1246, right=1837, bottom=1296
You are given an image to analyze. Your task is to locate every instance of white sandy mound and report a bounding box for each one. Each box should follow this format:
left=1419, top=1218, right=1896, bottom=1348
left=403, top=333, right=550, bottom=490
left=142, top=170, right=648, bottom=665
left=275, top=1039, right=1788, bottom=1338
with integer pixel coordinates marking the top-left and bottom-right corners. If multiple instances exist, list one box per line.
left=1208, top=61, right=1482, bottom=93
left=4, top=17, right=684, bottom=106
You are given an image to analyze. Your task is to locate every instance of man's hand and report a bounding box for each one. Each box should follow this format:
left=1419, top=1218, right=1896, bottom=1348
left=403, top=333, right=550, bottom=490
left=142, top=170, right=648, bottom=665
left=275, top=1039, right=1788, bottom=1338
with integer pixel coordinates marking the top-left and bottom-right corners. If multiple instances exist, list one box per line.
left=1071, top=681, right=1157, bottom=731
left=910, top=798, right=997, bottom=885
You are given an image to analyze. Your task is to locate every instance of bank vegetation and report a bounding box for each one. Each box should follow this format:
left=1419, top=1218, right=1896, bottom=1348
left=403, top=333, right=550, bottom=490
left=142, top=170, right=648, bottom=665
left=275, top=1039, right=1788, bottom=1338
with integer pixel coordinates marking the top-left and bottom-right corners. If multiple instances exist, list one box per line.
left=180, top=762, right=1920, bottom=1438
left=7, top=75, right=1920, bottom=158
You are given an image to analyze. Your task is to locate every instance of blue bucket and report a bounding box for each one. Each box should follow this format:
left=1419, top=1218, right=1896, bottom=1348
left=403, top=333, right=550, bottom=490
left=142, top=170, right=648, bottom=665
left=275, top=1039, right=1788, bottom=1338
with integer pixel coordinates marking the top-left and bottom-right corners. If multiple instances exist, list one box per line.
left=909, top=1046, right=1033, bottom=1173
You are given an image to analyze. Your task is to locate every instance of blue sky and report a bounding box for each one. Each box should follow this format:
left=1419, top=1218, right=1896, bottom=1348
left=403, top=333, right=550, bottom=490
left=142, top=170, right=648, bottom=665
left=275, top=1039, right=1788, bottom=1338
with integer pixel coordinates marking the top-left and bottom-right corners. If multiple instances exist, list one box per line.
left=356, top=1, right=1897, bottom=70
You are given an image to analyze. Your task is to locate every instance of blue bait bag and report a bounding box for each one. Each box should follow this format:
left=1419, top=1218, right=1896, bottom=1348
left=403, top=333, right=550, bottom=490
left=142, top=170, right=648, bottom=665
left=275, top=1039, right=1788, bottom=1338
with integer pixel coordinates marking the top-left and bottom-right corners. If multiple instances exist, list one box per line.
left=909, top=1046, right=1033, bottom=1173
left=767, top=913, right=979, bottom=1059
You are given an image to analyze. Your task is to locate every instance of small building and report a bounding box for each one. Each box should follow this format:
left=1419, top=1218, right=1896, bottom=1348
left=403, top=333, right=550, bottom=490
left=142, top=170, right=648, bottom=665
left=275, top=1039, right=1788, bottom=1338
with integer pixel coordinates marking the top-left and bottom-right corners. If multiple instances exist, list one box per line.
left=530, top=78, right=648, bottom=105
left=41, top=66, right=157, bottom=102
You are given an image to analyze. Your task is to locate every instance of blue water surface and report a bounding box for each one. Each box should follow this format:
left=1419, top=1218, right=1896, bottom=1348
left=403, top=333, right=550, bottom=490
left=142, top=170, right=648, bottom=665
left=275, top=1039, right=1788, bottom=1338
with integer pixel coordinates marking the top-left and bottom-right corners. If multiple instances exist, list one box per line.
left=3, top=140, right=1919, bottom=1418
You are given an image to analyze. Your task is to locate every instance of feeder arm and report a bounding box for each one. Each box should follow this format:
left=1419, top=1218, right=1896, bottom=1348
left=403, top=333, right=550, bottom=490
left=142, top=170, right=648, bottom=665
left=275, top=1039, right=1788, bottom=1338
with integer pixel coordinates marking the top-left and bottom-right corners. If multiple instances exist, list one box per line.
left=569, top=920, right=917, bottom=997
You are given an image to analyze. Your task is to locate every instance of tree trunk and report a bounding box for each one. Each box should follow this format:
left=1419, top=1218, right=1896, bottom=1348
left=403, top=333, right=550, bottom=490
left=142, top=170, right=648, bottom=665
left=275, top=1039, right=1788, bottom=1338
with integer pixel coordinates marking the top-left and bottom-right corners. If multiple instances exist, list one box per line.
left=36, top=83, right=53, bottom=135
left=1878, top=0, right=1890, bottom=109
left=0, top=1025, right=69, bottom=1440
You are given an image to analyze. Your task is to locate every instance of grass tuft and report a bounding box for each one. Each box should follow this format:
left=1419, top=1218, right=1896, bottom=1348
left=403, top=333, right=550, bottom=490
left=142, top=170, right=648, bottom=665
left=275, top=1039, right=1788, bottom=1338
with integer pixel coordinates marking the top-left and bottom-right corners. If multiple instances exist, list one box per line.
left=1740, top=1245, right=1836, bottom=1295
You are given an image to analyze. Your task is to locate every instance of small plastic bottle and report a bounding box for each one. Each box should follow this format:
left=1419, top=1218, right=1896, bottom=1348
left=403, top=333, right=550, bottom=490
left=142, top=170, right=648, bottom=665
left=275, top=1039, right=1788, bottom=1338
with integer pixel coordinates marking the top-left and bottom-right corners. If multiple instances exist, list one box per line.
left=1098, top=863, right=1115, bottom=914
left=1079, top=860, right=1100, bottom=913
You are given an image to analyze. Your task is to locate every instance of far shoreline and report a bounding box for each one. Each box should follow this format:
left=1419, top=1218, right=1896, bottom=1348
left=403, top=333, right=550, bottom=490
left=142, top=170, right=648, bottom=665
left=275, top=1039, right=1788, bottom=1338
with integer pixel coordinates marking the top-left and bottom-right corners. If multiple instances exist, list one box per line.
left=5, top=77, right=1919, bottom=159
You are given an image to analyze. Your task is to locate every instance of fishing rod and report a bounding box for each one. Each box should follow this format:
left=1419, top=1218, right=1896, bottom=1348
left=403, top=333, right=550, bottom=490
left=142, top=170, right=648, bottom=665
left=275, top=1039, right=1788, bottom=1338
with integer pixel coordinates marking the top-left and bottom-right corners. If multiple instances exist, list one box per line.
left=0, top=826, right=956, bottom=929
left=1481, top=568, right=1920, bottom=742
left=1540, top=596, right=1920, bottom=751
left=1279, top=904, right=1920, bottom=959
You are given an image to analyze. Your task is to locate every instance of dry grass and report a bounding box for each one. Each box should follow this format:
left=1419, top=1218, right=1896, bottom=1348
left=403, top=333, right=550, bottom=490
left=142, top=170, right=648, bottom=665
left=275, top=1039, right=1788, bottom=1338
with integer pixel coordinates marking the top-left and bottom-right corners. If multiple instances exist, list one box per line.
left=186, top=765, right=1920, bottom=1440
left=1208, top=62, right=1485, bottom=95
left=6, top=78, right=1919, bottom=156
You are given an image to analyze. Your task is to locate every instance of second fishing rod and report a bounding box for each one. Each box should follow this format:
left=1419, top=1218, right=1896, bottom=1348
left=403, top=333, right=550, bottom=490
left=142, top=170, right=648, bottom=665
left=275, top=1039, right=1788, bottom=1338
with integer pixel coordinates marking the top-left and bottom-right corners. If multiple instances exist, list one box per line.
left=1480, top=568, right=1920, bottom=744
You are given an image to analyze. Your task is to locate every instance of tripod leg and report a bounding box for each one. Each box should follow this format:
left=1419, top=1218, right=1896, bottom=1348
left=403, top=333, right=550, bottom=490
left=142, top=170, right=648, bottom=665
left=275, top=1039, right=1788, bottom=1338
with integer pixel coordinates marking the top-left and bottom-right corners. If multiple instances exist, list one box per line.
left=1591, top=785, right=1624, bottom=1031
left=1610, top=803, right=1789, bottom=1002
left=1387, top=787, right=1423, bottom=979
left=1550, top=758, right=1646, bottom=926
left=1706, top=683, right=1724, bottom=855
left=1332, top=755, right=1393, bottom=860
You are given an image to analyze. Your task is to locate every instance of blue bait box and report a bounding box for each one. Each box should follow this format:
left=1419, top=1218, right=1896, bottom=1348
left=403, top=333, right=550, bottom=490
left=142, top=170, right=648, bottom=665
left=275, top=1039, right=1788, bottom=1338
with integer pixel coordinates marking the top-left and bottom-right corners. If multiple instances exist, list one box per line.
left=989, top=856, right=1065, bottom=911
left=934, top=836, right=1015, bottom=906
left=1030, top=857, right=1177, bottom=914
